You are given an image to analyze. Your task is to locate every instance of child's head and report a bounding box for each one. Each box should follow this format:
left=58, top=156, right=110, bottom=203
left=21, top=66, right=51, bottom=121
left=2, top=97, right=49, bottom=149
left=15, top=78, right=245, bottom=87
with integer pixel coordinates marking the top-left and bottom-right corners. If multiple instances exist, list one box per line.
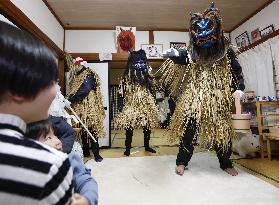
left=0, top=21, right=58, bottom=123
left=26, top=120, right=62, bottom=151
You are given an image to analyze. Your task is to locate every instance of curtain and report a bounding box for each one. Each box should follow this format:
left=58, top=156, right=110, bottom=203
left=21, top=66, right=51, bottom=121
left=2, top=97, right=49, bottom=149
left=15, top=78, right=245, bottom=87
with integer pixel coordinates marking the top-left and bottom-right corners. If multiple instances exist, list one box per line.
left=238, top=49, right=258, bottom=93
left=270, top=36, right=279, bottom=98
left=238, top=40, right=275, bottom=97
left=110, top=85, right=120, bottom=130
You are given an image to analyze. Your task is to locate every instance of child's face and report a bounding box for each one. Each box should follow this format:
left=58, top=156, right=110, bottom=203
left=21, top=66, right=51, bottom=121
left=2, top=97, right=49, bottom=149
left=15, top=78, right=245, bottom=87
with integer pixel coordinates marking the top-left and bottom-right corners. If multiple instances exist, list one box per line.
left=39, top=128, right=63, bottom=151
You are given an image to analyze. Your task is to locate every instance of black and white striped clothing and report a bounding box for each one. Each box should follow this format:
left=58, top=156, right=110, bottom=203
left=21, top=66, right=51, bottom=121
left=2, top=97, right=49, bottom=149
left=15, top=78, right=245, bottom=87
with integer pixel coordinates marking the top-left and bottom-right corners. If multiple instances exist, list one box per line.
left=0, top=114, right=73, bottom=205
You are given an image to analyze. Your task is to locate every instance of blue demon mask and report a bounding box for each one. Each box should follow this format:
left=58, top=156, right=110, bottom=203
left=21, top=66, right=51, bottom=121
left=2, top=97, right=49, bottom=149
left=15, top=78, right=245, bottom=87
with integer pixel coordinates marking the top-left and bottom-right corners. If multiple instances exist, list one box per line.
left=190, top=2, right=221, bottom=48
left=189, top=2, right=227, bottom=63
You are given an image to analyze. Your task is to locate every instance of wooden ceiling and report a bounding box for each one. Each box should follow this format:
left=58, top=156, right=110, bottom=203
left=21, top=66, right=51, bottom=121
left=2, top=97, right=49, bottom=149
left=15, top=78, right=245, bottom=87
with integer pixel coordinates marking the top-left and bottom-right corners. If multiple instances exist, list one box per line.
left=46, top=0, right=271, bottom=32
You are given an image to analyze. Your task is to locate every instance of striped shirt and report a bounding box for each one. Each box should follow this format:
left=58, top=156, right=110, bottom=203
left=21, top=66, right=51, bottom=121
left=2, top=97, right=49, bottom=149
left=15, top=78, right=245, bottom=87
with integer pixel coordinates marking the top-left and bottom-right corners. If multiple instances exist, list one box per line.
left=0, top=114, right=73, bottom=205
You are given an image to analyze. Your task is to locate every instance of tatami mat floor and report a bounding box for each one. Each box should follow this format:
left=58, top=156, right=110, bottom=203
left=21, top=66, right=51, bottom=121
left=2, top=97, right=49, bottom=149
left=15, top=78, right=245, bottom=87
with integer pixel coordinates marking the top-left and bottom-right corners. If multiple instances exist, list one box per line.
left=111, top=128, right=179, bottom=148
left=233, top=156, right=279, bottom=188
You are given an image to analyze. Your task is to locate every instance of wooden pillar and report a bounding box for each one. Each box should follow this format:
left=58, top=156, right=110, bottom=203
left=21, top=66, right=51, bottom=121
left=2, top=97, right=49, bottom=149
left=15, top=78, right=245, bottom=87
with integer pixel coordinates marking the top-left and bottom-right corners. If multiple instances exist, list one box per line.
left=58, top=58, right=65, bottom=95
left=149, top=30, right=154, bottom=44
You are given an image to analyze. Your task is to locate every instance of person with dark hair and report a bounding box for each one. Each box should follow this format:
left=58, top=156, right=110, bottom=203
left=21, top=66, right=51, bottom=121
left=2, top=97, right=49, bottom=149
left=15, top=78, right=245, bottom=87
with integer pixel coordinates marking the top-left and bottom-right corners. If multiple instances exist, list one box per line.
left=159, top=3, right=245, bottom=176
left=0, top=21, right=73, bottom=204
left=66, top=55, right=105, bottom=162
left=114, top=49, right=159, bottom=156
left=26, top=120, right=98, bottom=205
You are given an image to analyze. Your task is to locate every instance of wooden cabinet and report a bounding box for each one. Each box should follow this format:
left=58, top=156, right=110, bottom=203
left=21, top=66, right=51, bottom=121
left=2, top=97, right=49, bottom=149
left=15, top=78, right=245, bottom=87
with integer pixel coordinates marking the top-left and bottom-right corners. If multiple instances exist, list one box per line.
left=256, top=101, right=279, bottom=159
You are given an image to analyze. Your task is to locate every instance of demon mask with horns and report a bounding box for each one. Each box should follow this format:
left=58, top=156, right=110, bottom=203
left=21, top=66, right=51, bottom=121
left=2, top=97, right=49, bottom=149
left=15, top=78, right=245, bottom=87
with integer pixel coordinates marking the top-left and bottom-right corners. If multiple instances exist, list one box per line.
left=123, top=49, right=153, bottom=90
left=189, top=2, right=228, bottom=64
left=117, top=27, right=135, bottom=52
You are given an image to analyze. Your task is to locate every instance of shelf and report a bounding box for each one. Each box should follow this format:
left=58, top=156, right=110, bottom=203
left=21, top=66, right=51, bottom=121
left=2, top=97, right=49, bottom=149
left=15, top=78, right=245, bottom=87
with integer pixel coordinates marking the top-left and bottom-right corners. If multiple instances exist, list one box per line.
left=242, top=101, right=256, bottom=104
left=266, top=113, right=279, bottom=116
left=262, top=125, right=274, bottom=129
left=256, top=101, right=279, bottom=105
left=250, top=125, right=258, bottom=128
left=263, top=133, right=279, bottom=140
left=256, top=100, right=279, bottom=159
left=258, top=113, right=279, bottom=117
left=70, top=52, right=167, bottom=62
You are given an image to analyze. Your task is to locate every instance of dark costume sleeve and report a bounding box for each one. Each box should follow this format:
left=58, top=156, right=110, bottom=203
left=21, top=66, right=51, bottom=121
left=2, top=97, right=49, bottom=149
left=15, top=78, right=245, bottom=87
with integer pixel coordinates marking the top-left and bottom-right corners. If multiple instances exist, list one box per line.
left=117, top=93, right=124, bottom=112
left=227, top=48, right=245, bottom=91
left=68, top=74, right=97, bottom=103
left=49, top=115, right=75, bottom=153
left=168, top=97, right=176, bottom=115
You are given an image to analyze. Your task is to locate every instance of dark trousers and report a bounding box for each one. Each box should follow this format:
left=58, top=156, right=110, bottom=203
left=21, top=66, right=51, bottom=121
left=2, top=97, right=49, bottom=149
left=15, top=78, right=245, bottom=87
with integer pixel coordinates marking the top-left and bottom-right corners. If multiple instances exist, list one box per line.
left=125, top=126, right=151, bottom=149
left=176, top=118, right=233, bottom=170
left=81, top=129, right=100, bottom=157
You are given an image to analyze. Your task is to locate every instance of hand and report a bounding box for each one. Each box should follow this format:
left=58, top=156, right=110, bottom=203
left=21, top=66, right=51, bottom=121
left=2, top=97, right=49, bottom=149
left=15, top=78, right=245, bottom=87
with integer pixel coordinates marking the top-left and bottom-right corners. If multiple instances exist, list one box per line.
left=70, top=193, right=89, bottom=205
left=232, top=90, right=244, bottom=99
left=64, top=98, right=71, bottom=108
left=162, top=48, right=179, bottom=57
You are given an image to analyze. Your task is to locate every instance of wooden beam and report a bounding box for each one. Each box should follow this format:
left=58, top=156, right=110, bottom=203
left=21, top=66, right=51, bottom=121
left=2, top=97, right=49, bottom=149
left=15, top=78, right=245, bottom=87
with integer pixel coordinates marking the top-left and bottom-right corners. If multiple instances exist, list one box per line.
left=70, top=53, right=165, bottom=69
left=63, top=29, right=65, bottom=51
left=63, top=26, right=230, bottom=33
left=70, top=53, right=130, bottom=61
left=65, top=26, right=119, bottom=30
left=70, top=52, right=167, bottom=61
left=0, top=0, right=64, bottom=58
left=240, top=29, right=279, bottom=53
left=0, top=0, right=65, bottom=92
left=149, top=31, right=154, bottom=44
left=65, top=26, right=189, bottom=32
left=42, top=0, right=64, bottom=28
left=229, top=0, right=274, bottom=33
left=70, top=53, right=101, bottom=61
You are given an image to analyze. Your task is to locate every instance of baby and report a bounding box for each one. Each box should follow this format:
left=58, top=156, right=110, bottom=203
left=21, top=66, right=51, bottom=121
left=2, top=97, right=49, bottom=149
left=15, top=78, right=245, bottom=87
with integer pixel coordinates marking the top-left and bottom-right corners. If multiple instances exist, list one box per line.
left=26, top=120, right=98, bottom=205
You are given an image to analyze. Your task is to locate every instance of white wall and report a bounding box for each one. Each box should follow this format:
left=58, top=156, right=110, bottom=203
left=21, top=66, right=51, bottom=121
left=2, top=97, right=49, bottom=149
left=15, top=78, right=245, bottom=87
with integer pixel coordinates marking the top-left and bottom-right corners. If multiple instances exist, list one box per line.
left=11, top=0, right=64, bottom=50
left=65, top=30, right=116, bottom=53
left=136, top=31, right=149, bottom=50
left=66, top=30, right=191, bottom=53
left=65, top=30, right=231, bottom=53
left=65, top=30, right=149, bottom=53
left=65, top=30, right=190, bottom=53
left=231, top=0, right=279, bottom=47
left=154, top=31, right=189, bottom=50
